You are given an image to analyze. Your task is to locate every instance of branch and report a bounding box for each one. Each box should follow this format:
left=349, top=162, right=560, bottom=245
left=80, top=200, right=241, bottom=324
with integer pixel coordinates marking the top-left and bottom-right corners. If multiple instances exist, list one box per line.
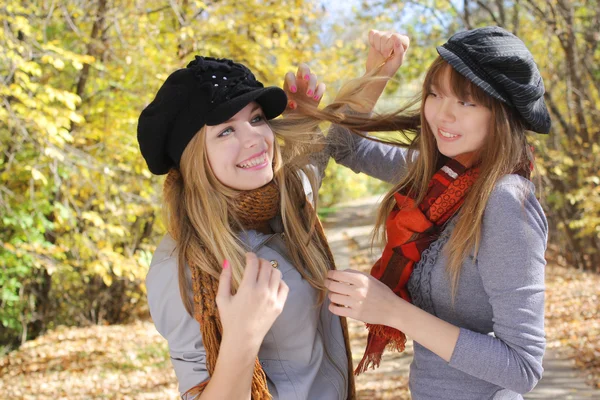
left=544, top=91, right=573, bottom=139
left=475, top=0, right=500, bottom=25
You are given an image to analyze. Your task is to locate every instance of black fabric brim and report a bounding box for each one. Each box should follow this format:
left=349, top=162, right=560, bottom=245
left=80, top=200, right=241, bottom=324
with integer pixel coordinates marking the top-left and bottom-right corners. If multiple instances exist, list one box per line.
left=206, top=86, right=287, bottom=125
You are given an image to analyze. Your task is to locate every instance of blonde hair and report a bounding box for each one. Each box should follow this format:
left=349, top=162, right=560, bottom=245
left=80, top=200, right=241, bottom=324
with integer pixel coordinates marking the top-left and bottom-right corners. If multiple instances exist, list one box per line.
left=163, top=119, right=333, bottom=315
left=294, top=57, right=534, bottom=298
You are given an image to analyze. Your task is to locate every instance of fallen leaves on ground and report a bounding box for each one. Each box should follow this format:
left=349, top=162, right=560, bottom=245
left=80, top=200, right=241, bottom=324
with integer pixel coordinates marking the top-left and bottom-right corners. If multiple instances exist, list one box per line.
left=0, top=321, right=179, bottom=399
left=544, top=253, right=600, bottom=389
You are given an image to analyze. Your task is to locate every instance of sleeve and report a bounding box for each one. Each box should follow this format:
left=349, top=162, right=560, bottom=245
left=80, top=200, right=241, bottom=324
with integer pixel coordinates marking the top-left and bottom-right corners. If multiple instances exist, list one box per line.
left=448, top=179, right=548, bottom=394
left=146, top=246, right=210, bottom=397
left=326, top=123, right=413, bottom=184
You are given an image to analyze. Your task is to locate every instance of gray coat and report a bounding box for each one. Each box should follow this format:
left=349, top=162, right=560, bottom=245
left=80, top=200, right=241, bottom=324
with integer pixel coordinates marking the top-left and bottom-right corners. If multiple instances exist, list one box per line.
left=146, top=162, right=350, bottom=399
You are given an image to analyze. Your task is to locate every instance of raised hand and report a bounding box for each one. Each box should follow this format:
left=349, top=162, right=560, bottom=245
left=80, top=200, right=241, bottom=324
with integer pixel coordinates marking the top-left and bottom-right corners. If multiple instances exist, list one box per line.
left=283, top=63, right=326, bottom=112
left=365, top=30, right=410, bottom=78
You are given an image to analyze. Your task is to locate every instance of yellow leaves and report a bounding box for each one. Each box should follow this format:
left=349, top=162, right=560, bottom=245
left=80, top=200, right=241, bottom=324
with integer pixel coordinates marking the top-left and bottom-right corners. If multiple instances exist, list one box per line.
left=3, top=242, right=17, bottom=252
left=90, top=260, right=113, bottom=286
left=91, top=247, right=147, bottom=287
left=82, top=211, right=105, bottom=227
left=107, top=225, right=126, bottom=237
left=40, top=54, right=65, bottom=70
left=30, top=168, right=48, bottom=186
left=552, top=165, right=564, bottom=177
left=69, top=110, right=84, bottom=124
left=10, top=15, right=33, bottom=36
left=19, top=61, right=42, bottom=77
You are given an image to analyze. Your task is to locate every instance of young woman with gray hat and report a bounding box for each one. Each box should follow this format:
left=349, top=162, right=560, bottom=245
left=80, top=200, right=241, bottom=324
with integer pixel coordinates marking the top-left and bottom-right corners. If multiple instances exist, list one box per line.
left=309, top=26, right=549, bottom=399
left=137, top=56, right=363, bottom=399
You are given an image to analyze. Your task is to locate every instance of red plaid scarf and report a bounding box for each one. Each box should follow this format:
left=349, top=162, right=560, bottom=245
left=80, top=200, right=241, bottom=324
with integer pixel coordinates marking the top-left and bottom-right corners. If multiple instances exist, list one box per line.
left=355, top=157, right=480, bottom=374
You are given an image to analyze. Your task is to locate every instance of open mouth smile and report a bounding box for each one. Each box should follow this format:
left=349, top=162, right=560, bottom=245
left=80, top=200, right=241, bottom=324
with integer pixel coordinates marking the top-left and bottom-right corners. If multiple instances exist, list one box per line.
left=237, top=151, right=269, bottom=169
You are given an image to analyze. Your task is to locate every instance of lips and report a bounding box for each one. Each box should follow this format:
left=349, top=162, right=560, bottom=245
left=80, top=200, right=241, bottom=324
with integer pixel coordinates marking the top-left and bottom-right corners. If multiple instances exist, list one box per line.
left=237, top=151, right=268, bottom=169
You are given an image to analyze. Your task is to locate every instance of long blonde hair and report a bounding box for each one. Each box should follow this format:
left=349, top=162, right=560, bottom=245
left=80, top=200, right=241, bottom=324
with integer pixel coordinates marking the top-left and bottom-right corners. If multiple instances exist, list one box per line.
left=163, top=118, right=333, bottom=315
left=292, top=57, right=534, bottom=298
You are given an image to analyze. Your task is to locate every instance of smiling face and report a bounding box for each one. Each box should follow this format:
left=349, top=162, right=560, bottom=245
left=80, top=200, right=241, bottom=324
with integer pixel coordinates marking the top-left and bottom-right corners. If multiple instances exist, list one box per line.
left=423, top=63, right=493, bottom=162
left=204, top=102, right=275, bottom=191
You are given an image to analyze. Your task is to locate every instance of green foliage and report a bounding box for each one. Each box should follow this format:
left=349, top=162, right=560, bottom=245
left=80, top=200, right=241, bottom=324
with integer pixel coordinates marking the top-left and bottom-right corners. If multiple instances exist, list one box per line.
left=320, top=160, right=390, bottom=207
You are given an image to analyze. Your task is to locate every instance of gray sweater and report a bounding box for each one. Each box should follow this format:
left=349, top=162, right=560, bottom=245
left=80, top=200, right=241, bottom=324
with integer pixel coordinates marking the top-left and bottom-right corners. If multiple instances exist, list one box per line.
left=328, top=126, right=547, bottom=400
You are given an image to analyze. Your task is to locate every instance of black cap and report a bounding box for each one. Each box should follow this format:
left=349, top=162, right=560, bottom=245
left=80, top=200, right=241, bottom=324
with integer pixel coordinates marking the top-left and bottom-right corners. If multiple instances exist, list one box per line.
left=137, top=56, right=287, bottom=175
left=437, top=26, right=551, bottom=134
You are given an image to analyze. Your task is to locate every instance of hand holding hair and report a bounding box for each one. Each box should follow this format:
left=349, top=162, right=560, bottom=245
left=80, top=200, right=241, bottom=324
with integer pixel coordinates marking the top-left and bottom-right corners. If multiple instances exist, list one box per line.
left=283, top=63, right=326, bottom=111
left=365, top=30, right=410, bottom=77
left=325, top=269, right=401, bottom=326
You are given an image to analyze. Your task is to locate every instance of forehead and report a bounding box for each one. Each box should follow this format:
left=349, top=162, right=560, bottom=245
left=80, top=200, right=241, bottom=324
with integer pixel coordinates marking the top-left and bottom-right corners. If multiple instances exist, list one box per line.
left=429, top=65, right=460, bottom=92
left=208, top=101, right=262, bottom=129
left=427, top=62, right=488, bottom=103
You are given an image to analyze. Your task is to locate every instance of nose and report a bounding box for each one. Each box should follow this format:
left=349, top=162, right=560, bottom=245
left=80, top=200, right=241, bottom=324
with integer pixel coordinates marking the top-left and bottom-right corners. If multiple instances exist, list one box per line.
left=240, top=123, right=263, bottom=148
left=436, top=98, right=456, bottom=123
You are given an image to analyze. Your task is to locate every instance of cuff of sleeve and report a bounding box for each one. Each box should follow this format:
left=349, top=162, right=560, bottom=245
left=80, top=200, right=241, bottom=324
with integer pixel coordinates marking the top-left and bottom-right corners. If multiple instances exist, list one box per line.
left=448, top=327, right=490, bottom=376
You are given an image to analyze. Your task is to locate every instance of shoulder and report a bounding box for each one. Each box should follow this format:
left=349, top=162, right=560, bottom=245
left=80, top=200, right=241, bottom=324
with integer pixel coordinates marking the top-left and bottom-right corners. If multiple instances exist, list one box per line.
left=486, top=174, right=543, bottom=219
left=489, top=174, right=535, bottom=200
left=146, top=234, right=180, bottom=305
left=482, top=174, right=548, bottom=242
left=145, top=234, right=198, bottom=336
left=147, top=234, right=178, bottom=283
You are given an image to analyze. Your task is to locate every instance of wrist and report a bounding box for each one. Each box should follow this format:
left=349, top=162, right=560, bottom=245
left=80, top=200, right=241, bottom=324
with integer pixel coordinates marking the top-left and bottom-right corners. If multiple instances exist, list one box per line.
left=388, top=295, right=409, bottom=331
left=219, top=333, right=260, bottom=366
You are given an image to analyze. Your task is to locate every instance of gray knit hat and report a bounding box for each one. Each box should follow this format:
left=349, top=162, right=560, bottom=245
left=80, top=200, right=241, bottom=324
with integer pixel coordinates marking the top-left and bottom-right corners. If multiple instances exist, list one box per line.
left=437, top=26, right=551, bottom=134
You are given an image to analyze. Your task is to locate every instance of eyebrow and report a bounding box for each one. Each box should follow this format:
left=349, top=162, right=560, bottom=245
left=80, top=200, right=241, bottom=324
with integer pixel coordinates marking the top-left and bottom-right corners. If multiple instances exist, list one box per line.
left=220, top=105, right=262, bottom=125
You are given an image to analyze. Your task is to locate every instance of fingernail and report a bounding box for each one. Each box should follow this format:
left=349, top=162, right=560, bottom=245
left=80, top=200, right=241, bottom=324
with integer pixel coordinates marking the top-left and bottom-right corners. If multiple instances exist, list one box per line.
left=222, top=259, right=229, bottom=269
left=304, top=74, right=309, bottom=80
left=290, top=85, right=297, bottom=93
left=289, top=101, right=296, bottom=109
left=313, top=95, right=319, bottom=101
left=307, top=89, right=313, bottom=96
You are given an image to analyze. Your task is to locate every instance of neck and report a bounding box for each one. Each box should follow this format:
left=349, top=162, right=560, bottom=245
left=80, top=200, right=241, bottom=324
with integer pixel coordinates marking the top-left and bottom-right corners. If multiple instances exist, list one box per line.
left=453, top=152, right=477, bottom=168
left=254, top=221, right=274, bottom=235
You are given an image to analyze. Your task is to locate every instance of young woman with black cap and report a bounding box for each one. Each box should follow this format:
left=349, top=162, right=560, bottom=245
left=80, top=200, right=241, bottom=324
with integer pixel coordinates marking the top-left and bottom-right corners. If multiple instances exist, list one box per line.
left=136, top=56, right=363, bottom=399
left=307, top=27, right=549, bottom=399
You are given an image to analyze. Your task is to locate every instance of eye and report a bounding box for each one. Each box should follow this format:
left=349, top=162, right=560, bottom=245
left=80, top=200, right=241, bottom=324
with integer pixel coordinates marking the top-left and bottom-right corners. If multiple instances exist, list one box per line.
left=251, top=114, right=265, bottom=123
left=459, top=100, right=476, bottom=107
left=217, top=127, right=234, bottom=137
left=427, top=92, right=438, bottom=98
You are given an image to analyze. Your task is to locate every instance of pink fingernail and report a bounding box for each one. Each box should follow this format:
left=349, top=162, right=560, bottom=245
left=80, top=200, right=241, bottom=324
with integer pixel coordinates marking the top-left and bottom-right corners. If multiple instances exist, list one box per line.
left=313, top=95, right=319, bottom=100
left=222, top=259, right=229, bottom=269
left=290, top=85, right=297, bottom=93
left=304, top=74, right=309, bottom=80
left=307, top=89, right=313, bottom=96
